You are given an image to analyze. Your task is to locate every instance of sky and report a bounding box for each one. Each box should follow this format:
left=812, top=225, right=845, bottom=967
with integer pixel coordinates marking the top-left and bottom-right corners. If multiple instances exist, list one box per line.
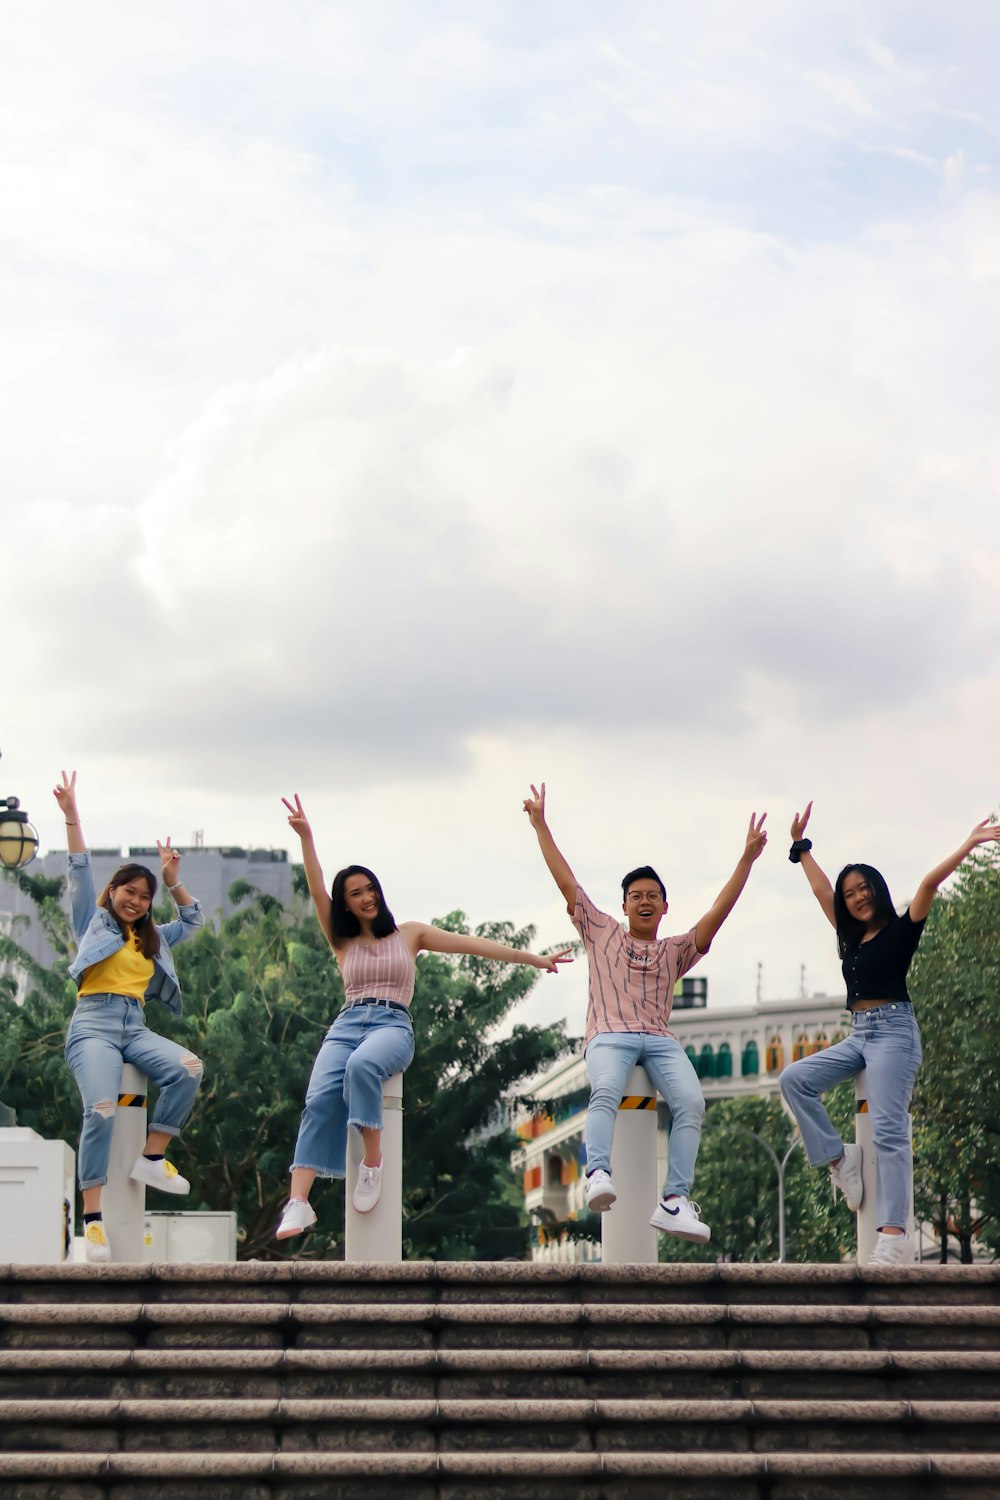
left=4, top=2, right=999, bottom=1040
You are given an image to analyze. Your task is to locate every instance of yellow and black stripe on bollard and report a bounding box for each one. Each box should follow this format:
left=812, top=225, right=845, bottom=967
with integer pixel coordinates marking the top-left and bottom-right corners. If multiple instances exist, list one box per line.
left=619, top=1095, right=657, bottom=1111
left=117, top=1092, right=148, bottom=1108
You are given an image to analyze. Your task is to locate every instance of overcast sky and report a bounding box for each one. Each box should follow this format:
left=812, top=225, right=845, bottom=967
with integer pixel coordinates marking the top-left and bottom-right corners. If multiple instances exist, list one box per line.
left=5, top=2, right=999, bottom=1038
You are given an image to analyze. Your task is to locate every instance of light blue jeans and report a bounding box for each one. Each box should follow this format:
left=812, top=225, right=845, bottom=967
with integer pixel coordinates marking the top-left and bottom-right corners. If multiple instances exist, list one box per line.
left=584, top=1032, right=706, bottom=1200
left=779, top=1002, right=922, bottom=1231
left=64, top=994, right=204, bottom=1189
left=291, top=1003, right=415, bottom=1179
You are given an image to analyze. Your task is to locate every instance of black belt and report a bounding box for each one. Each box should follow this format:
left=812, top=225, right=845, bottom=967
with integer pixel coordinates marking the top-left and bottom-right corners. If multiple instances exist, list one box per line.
left=342, top=997, right=410, bottom=1014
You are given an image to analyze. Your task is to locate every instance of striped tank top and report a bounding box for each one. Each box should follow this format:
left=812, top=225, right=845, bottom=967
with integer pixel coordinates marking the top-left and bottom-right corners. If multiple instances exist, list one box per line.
left=339, top=928, right=415, bottom=1007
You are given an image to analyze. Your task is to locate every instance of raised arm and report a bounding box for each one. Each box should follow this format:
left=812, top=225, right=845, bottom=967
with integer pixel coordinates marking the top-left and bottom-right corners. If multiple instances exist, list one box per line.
left=53, top=770, right=86, bottom=855
left=282, top=794, right=334, bottom=945
left=154, top=838, right=205, bottom=943
left=694, top=812, right=768, bottom=953
left=789, top=801, right=836, bottom=930
left=406, top=922, right=573, bottom=974
left=909, top=818, right=1000, bottom=922
left=523, top=783, right=578, bottom=911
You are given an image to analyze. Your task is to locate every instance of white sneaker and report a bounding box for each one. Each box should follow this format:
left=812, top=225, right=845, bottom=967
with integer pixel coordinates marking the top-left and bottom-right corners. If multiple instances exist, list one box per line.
left=275, top=1198, right=317, bottom=1240
left=353, top=1162, right=382, bottom=1214
left=130, top=1156, right=190, bottom=1195
left=870, top=1231, right=915, bottom=1266
left=586, top=1169, right=617, bottom=1213
left=84, top=1220, right=111, bottom=1264
left=829, top=1143, right=864, bottom=1212
left=649, top=1195, right=711, bottom=1243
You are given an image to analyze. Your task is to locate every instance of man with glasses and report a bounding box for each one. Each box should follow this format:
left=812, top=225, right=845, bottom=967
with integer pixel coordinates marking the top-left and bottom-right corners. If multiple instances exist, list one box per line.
left=523, top=784, right=767, bottom=1243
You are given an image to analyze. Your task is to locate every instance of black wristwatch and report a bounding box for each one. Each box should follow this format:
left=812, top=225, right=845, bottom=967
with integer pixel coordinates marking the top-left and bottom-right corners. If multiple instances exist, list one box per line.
left=789, top=839, right=813, bottom=864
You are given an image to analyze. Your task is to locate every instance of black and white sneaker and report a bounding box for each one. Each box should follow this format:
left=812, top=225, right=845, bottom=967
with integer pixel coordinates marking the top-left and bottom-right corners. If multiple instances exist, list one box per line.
left=649, top=1195, right=711, bottom=1243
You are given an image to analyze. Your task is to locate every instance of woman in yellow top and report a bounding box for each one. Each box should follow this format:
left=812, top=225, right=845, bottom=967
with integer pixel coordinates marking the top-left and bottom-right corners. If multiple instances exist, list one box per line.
left=56, top=772, right=206, bottom=1263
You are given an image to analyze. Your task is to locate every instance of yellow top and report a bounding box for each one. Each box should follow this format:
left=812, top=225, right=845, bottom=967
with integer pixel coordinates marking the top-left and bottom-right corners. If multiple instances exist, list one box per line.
left=79, top=930, right=154, bottom=1002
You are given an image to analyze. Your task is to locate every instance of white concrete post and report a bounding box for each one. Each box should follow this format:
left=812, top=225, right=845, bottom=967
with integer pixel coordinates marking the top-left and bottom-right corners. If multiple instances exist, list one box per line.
left=601, top=1066, right=659, bottom=1265
left=345, top=1072, right=403, bottom=1263
left=854, top=1073, right=915, bottom=1264
left=103, top=1064, right=147, bottom=1263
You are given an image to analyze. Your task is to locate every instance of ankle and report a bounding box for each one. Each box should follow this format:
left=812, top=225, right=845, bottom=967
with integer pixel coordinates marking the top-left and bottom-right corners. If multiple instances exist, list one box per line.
left=362, top=1156, right=383, bottom=1170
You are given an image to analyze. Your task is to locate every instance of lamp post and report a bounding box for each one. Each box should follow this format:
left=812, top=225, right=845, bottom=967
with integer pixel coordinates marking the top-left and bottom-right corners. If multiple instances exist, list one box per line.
left=0, top=750, right=39, bottom=871
left=705, top=1114, right=800, bottom=1263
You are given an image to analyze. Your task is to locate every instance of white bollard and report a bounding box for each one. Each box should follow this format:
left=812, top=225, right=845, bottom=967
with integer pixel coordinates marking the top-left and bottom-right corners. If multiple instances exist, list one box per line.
left=855, top=1074, right=915, bottom=1265
left=601, top=1066, right=659, bottom=1265
left=345, top=1072, right=403, bottom=1263
left=103, top=1064, right=147, bottom=1263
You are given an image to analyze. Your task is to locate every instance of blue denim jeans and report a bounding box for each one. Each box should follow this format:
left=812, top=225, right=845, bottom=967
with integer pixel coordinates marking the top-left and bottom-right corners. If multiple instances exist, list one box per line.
left=779, top=1002, right=922, bottom=1230
left=584, top=1032, right=706, bottom=1200
left=291, top=1003, right=415, bottom=1179
left=64, top=994, right=204, bottom=1189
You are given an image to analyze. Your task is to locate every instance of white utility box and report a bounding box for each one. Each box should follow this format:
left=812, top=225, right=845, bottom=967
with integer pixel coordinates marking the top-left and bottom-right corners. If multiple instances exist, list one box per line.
left=143, top=1210, right=238, bottom=1263
left=0, top=1128, right=75, bottom=1263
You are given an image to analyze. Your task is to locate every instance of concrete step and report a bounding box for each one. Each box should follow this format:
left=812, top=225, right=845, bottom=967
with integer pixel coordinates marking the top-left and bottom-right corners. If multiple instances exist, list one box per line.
left=4, top=1346, right=1000, bottom=1401
left=2, top=1448, right=1000, bottom=1500
left=4, top=1260, right=1000, bottom=1306
left=4, top=1395, right=1000, bottom=1453
left=3, top=1300, right=1000, bottom=1351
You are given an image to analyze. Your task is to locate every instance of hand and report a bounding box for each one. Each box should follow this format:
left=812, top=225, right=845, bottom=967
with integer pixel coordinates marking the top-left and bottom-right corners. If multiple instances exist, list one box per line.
left=523, top=782, right=547, bottom=830
left=53, top=769, right=79, bottom=819
left=966, top=818, right=1000, bottom=851
left=281, top=793, right=312, bottom=839
left=157, top=838, right=181, bottom=886
left=534, top=946, right=574, bottom=974
left=744, top=812, right=768, bottom=863
left=790, top=801, right=812, bottom=841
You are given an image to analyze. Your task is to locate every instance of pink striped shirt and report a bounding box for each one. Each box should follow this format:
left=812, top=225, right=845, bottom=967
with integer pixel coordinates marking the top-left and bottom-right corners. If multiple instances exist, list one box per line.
left=573, top=887, right=706, bottom=1049
left=339, top=928, right=415, bottom=1007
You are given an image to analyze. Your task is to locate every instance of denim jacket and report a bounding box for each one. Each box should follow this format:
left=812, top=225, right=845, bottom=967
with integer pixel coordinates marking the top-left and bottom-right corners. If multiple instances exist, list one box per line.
left=66, top=851, right=205, bottom=1016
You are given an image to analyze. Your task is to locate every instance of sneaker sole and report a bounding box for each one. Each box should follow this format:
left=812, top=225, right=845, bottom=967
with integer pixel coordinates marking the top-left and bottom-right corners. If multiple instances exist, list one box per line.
left=587, top=1190, right=617, bottom=1213
left=353, top=1195, right=381, bottom=1214
left=649, top=1214, right=711, bottom=1243
left=275, top=1219, right=315, bottom=1240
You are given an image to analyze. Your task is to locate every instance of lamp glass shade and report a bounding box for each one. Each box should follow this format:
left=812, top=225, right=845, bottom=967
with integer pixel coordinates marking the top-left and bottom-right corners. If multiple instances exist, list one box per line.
left=0, top=818, right=39, bottom=870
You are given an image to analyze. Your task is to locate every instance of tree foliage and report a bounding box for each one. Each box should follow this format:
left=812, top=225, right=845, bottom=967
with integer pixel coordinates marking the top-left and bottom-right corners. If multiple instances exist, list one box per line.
left=910, top=842, right=1000, bottom=1262
left=0, top=872, right=570, bottom=1260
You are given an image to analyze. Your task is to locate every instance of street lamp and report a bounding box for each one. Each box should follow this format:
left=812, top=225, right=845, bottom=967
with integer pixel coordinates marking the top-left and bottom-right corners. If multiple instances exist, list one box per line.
left=705, top=1114, right=800, bottom=1263
left=0, top=749, right=39, bottom=870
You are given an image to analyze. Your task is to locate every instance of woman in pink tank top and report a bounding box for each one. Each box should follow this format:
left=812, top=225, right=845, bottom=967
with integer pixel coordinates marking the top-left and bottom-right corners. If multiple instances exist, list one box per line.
left=276, top=794, right=573, bottom=1240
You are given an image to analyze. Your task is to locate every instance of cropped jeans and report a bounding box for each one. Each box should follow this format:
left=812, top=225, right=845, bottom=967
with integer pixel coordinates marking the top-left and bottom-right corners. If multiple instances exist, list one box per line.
left=291, top=1003, right=415, bottom=1180
left=64, top=994, right=204, bottom=1190
left=779, top=1001, right=922, bottom=1231
left=584, top=1032, right=706, bottom=1201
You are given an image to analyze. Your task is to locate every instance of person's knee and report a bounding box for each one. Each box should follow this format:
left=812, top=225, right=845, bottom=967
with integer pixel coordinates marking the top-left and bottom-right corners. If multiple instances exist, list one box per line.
left=85, top=1099, right=115, bottom=1122
left=588, top=1081, right=621, bottom=1114
left=344, top=1051, right=380, bottom=1091
left=181, top=1053, right=203, bottom=1081
left=779, top=1064, right=808, bottom=1103
left=670, top=1089, right=705, bottom=1129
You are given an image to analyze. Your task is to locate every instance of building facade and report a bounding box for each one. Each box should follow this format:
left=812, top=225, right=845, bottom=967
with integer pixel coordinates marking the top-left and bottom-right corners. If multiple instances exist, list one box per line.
left=515, top=990, right=852, bottom=1263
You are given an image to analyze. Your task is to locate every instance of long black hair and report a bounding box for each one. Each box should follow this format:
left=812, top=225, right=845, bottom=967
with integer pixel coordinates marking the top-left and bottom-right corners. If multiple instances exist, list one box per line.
left=97, top=863, right=162, bottom=959
left=833, top=863, right=896, bottom=960
left=329, top=864, right=398, bottom=944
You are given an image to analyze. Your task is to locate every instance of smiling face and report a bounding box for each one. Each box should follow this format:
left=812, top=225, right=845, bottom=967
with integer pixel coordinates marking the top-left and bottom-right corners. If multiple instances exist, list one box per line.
left=343, top=872, right=382, bottom=928
left=840, top=869, right=878, bottom=928
left=109, top=876, right=154, bottom=926
left=622, top=878, right=667, bottom=940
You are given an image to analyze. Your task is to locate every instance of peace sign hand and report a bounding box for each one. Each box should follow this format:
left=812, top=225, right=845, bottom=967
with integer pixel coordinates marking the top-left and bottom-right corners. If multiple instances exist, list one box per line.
left=523, top=782, right=547, bottom=830
left=157, top=838, right=181, bottom=885
left=536, top=945, right=574, bottom=975
left=790, top=801, right=813, bottom=841
left=745, top=812, right=768, bottom=863
left=53, top=770, right=78, bottom=818
left=281, top=793, right=312, bottom=839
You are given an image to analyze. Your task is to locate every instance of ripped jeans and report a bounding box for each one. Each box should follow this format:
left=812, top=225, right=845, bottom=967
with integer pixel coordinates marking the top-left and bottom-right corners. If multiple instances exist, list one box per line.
left=291, top=1003, right=415, bottom=1179
left=64, top=994, right=204, bottom=1189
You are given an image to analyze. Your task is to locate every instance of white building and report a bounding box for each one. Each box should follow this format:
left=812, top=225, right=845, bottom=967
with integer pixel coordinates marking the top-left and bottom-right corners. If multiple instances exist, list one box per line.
left=515, top=990, right=851, bottom=1263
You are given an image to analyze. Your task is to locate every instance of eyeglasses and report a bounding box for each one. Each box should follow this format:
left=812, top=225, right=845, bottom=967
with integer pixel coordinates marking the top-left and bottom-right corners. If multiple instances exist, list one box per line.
left=625, top=890, right=663, bottom=904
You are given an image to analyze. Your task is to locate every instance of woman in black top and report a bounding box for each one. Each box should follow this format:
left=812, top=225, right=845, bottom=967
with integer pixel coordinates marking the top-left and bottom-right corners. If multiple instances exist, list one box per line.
left=780, top=803, right=999, bottom=1265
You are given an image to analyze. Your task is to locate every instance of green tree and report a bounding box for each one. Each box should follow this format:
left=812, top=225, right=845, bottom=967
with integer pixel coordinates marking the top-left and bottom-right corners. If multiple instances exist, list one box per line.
left=910, top=841, right=1000, bottom=1262
left=656, top=1090, right=856, bottom=1264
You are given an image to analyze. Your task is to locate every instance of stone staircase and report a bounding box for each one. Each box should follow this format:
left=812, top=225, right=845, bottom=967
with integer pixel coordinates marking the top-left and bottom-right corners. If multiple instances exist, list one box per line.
left=1, top=1261, right=999, bottom=1498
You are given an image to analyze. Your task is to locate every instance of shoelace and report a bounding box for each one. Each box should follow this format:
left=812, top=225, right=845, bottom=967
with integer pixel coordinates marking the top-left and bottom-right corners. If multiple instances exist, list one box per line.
left=85, top=1223, right=108, bottom=1243
left=163, top=1160, right=178, bottom=1178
